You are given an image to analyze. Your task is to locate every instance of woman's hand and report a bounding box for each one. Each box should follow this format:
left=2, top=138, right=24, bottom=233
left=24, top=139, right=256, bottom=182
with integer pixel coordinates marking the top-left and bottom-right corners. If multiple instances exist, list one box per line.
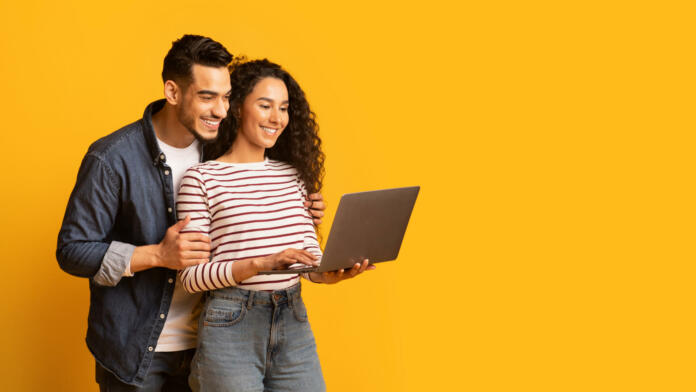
left=309, top=259, right=376, bottom=284
left=255, top=248, right=318, bottom=272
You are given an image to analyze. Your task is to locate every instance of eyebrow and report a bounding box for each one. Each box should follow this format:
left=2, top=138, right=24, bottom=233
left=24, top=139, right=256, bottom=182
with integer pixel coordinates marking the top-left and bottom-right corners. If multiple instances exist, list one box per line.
left=197, top=90, right=232, bottom=96
left=257, top=97, right=289, bottom=104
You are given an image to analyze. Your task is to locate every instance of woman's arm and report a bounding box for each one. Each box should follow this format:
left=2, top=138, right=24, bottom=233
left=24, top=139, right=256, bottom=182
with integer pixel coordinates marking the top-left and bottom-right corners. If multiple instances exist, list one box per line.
left=176, top=168, right=234, bottom=293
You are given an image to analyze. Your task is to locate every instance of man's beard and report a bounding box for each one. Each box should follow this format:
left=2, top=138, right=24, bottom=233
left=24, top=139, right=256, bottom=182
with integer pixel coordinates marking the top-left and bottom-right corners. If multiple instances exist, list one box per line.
left=178, top=111, right=221, bottom=145
left=186, top=125, right=219, bottom=145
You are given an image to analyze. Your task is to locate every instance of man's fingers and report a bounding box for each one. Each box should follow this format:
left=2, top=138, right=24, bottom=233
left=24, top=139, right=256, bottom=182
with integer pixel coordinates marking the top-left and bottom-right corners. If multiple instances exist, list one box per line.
left=180, top=258, right=209, bottom=268
left=169, top=215, right=191, bottom=234
left=182, top=251, right=211, bottom=260
left=309, top=201, right=325, bottom=211
left=180, top=241, right=211, bottom=252
left=307, top=192, right=323, bottom=202
left=179, top=233, right=211, bottom=243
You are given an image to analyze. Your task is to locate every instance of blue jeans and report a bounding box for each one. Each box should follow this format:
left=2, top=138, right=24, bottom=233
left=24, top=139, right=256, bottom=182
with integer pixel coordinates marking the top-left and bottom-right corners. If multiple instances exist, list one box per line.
left=96, top=349, right=195, bottom=391
left=189, top=283, right=325, bottom=392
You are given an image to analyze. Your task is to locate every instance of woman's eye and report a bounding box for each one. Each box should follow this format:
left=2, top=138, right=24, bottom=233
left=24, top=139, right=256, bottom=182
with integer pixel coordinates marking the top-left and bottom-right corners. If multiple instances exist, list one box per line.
left=280, top=107, right=288, bottom=112
left=260, top=105, right=271, bottom=109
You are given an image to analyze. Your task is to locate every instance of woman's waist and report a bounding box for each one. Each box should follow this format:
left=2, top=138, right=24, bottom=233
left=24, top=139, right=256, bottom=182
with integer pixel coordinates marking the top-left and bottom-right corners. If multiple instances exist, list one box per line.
left=208, top=281, right=302, bottom=304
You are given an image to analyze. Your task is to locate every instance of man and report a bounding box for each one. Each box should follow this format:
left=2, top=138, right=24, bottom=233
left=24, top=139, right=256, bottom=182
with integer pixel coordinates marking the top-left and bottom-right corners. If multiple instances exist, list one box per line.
left=56, top=35, right=329, bottom=390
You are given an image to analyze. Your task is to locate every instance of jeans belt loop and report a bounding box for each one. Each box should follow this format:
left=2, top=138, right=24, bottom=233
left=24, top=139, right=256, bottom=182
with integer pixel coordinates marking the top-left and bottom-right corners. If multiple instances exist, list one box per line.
left=246, top=290, right=255, bottom=310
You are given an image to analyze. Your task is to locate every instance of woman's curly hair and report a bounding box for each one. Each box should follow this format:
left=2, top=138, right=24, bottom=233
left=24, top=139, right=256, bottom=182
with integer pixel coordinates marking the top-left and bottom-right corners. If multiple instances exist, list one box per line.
left=204, top=58, right=325, bottom=194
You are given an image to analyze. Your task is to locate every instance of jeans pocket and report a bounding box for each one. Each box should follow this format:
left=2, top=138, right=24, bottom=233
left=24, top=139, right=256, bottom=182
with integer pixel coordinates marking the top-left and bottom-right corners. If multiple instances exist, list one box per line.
left=203, top=299, right=246, bottom=327
left=292, top=296, right=309, bottom=322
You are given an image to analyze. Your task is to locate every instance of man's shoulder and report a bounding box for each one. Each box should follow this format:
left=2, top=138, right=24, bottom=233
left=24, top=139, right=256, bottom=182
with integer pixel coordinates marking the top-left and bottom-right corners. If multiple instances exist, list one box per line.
left=88, top=119, right=144, bottom=154
left=86, top=119, right=148, bottom=163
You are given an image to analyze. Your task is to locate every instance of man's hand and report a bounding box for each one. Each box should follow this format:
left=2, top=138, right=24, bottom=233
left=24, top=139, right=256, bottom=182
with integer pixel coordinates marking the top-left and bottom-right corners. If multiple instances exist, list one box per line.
left=309, top=259, right=376, bottom=284
left=155, top=216, right=211, bottom=270
left=304, top=193, right=326, bottom=225
left=130, top=216, right=211, bottom=273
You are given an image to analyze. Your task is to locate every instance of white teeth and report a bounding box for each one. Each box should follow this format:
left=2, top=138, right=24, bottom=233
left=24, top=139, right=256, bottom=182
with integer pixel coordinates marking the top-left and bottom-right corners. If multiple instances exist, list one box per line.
left=261, top=126, right=278, bottom=135
left=203, top=119, right=220, bottom=126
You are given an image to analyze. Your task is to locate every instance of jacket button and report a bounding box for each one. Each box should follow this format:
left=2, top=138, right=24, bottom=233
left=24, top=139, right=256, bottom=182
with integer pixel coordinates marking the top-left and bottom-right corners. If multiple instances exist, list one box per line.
left=160, top=313, right=165, bottom=319
left=164, top=170, right=170, bottom=176
left=167, top=207, right=173, bottom=213
left=148, top=346, right=154, bottom=352
left=168, top=278, right=174, bottom=284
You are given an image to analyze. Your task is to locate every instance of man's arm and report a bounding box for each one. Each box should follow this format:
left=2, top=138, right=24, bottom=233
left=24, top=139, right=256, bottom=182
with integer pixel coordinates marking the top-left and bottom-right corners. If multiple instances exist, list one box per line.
left=56, top=154, right=122, bottom=278
left=56, top=154, right=209, bottom=286
left=129, top=215, right=210, bottom=273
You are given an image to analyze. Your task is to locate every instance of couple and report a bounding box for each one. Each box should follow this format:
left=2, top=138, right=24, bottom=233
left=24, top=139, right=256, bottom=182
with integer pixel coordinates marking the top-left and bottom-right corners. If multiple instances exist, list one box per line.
left=57, top=35, right=373, bottom=391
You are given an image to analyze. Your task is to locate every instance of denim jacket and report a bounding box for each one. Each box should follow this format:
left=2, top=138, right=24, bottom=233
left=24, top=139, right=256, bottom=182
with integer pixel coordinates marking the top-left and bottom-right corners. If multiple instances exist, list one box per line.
left=56, top=100, right=200, bottom=386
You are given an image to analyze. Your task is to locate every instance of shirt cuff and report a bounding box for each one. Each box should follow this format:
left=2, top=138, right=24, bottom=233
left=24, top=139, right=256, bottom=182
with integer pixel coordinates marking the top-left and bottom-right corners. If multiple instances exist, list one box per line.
left=92, top=241, right=136, bottom=287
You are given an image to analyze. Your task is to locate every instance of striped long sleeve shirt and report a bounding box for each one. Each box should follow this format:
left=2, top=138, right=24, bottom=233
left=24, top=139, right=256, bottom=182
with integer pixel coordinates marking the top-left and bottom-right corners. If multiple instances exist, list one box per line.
left=177, top=158, right=322, bottom=293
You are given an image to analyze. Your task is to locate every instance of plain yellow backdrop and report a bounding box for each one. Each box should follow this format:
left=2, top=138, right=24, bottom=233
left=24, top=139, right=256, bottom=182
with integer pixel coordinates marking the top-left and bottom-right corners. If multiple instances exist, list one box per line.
left=1, top=0, right=694, bottom=391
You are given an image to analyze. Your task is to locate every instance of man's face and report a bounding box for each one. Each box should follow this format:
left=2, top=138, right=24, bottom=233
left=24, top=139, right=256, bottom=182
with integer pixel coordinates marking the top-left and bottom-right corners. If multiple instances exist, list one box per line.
left=176, top=64, right=231, bottom=142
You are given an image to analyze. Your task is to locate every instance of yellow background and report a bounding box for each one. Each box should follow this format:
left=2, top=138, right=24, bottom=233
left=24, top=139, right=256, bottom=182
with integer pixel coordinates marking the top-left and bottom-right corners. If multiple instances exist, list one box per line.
left=1, top=0, right=694, bottom=390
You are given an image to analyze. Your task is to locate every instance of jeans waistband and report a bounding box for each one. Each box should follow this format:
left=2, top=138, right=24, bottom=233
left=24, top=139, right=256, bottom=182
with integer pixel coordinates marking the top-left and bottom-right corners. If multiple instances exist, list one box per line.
left=208, top=283, right=302, bottom=306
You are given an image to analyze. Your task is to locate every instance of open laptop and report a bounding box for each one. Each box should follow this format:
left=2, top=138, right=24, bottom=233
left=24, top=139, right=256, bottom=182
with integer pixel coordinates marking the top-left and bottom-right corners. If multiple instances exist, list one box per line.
left=259, top=186, right=420, bottom=274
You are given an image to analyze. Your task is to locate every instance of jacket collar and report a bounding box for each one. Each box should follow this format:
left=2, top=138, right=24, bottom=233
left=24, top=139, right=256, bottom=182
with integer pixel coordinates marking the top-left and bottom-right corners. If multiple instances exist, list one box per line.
left=142, top=99, right=167, bottom=166
left=142, top=99, right=207, bottom=165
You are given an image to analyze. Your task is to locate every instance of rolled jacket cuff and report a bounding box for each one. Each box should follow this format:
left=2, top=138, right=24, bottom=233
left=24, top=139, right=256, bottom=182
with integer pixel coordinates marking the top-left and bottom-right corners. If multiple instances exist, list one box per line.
left=92, top=241, right=136, bottom=287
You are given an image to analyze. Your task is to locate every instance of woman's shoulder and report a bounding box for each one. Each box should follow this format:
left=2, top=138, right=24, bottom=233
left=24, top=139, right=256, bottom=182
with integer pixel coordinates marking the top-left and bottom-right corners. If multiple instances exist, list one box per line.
left=266, top=159, right=298, bottom=174
left=184, top=160, right=217, bottom=172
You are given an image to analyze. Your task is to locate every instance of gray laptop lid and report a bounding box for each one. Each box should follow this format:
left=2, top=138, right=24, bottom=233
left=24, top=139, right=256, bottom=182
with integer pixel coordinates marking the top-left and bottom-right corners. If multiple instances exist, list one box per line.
left=258, top=186, right=420, bottom=274
left=317, top=186, right=420, bottom=272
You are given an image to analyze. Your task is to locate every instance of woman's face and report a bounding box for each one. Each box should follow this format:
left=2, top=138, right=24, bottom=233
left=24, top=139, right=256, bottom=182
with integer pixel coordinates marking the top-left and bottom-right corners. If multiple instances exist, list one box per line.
left=236, top=77, right=289, bottom=153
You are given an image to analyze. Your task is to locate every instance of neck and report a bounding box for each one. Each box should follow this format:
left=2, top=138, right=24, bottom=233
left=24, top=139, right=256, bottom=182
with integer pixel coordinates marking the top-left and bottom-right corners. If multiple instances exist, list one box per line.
left=218, top=138, right=266, bottom=163
left=151, top=103, right=196, bottom=148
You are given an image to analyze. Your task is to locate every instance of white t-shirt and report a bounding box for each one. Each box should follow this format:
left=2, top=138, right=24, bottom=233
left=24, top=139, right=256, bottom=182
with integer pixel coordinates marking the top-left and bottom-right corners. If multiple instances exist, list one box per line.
left=155, top=137, right=202, bottom=352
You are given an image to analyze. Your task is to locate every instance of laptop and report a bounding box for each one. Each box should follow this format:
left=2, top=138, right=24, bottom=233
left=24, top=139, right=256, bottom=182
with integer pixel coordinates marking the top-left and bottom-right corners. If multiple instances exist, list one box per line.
left=259, top=186, right=420, bottom=274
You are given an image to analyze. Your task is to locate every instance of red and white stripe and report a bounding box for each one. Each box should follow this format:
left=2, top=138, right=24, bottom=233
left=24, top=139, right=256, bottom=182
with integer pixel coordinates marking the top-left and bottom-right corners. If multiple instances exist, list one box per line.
left=177, top=159, right=321, bottom=293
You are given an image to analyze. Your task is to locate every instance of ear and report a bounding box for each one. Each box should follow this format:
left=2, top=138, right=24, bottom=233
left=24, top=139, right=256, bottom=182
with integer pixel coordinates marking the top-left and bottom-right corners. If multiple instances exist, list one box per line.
left=163, top=80, right=181, bottom=105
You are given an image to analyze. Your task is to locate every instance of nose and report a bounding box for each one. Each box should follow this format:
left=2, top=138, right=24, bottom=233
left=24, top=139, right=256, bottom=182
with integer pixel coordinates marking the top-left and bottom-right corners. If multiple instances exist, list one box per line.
left=268, top=107, right=280, bottom=125
left=213, top=97, right=227, bottom=119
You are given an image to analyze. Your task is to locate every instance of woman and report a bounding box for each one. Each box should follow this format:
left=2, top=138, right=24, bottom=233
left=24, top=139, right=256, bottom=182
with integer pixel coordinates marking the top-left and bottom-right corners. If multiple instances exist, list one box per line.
left=176, top=58, right=372, bottom=391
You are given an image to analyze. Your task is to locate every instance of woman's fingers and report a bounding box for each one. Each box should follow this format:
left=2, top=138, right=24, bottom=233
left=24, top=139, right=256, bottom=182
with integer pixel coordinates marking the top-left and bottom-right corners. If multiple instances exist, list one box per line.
left=270, top=249, right=318, bottom=268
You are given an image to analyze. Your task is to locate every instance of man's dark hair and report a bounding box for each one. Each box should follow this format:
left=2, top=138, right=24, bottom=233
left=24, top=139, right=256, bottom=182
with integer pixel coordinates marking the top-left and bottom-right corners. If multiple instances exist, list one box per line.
left=162, top=34, right=233, bottom=87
